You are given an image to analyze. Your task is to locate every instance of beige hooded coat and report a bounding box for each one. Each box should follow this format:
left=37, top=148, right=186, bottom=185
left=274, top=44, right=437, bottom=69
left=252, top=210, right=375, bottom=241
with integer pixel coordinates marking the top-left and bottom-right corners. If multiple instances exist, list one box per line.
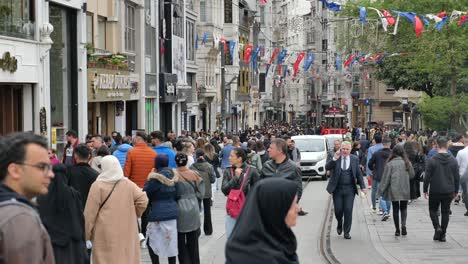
left=84, top=155, right=148, bottom=264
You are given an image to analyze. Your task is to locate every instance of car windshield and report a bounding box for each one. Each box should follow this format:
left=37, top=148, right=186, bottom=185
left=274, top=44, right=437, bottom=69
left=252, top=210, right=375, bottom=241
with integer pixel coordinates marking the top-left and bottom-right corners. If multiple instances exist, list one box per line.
left=294, top=139, right=325, bottom=152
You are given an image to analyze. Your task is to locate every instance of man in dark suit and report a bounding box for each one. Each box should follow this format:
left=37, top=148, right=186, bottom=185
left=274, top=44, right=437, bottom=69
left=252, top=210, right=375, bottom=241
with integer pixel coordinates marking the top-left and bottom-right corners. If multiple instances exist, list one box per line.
left=326, top=141, right=366, bottom=239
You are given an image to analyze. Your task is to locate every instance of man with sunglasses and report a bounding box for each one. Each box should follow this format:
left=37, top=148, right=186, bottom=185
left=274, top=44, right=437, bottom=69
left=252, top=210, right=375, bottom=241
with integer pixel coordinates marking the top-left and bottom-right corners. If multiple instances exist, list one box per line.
left=0, top=132, right=55, bottom=263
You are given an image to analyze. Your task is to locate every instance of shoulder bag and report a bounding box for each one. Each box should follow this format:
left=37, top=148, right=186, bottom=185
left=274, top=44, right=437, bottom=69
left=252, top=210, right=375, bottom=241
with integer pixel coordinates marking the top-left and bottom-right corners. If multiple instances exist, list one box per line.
left=226, top=166, right=251, bottom=218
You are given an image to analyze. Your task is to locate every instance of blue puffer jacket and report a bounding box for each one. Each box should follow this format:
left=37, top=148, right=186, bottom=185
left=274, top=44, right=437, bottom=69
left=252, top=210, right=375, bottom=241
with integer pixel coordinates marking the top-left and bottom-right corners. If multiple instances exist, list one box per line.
left=113, top=144, right=133, bottom=168
left=153, top=145, right=177, bottom=168
left=143, top=169, right=178, bottom=222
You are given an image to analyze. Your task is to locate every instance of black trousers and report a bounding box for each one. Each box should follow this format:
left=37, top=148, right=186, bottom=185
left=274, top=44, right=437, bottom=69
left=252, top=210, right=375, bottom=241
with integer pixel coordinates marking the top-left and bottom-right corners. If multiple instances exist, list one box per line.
left=332, top=186, right=355, bottom=234
left=141, top=206, right=150, bottom=237
left=202, top=198, right=213, bottom=235
left=178, top=229, right=200, bottom=264
left=392, top=201, right=408, bottom=230
left=147, top=241, right=176, bottom=264
left=429, top=193, right=452, bottom=233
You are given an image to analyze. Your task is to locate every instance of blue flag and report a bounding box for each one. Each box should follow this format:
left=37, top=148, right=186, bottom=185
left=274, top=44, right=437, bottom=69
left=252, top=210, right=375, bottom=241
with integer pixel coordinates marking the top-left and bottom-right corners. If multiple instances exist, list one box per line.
left=359, top=6, right=367, bottom=25
left=229, top=41, right=236, bottom=59
left=277, top=49, right=287, bottom=65
left=282, top=65, right=288, bottom=78
left=319, top=0, right=341, bottom=12
left=392, top=11, right=416, bottom=24
left=303, top=53, right=315, bottom=71
left=201, top=32, right=208, bottom=45
left=250, top=46, right=261, bottom=63
left=420, top=15, right=430, bottom=26
left=436, top=16, right=448, bottom=31
left=335, top=54, right=340, bottom=71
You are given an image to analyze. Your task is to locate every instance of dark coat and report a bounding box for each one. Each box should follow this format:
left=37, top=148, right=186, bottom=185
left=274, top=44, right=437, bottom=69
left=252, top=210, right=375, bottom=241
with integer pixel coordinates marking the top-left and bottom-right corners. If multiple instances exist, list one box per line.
left=222, top=163, right=259, bottom=197
left=325, top=155, right=366, bottom=195
left=368, top=148, right=392, bottom=182
left=190, top=160, right=216, bottom=198
left=143, top=169, right=178, bottom=222
left=424, top=153, right=459, bottom=194
left=261, top=157, right=303, bottom=200
left=67, top=163, right=99, bottom=207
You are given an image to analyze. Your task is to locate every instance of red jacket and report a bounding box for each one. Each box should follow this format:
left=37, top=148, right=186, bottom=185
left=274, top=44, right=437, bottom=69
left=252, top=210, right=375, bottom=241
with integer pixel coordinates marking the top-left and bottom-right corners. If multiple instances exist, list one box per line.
left=124, top=143, right=157, bottom=188
left=62, top=140, right=79, bottom=164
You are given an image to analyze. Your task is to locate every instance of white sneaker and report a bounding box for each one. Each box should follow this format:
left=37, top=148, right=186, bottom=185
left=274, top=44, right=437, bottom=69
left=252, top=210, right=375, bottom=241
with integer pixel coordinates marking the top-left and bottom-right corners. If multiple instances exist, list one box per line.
left=141, top=238, right=147, bottom=249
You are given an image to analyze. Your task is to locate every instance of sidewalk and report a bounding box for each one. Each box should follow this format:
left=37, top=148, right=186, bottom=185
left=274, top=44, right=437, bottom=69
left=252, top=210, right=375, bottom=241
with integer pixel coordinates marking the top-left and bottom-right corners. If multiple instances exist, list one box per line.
left=331, top=185, right=468, bottom=264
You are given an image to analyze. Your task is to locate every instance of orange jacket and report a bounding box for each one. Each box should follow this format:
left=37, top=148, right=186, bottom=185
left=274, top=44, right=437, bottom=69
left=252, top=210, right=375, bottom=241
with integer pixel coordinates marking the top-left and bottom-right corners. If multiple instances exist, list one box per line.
left=123, top=143, right=157, bottom=188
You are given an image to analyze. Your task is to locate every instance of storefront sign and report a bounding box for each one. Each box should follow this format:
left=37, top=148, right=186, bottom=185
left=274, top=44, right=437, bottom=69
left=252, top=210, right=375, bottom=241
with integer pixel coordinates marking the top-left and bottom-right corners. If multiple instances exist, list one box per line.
left=0, top=52, right=18, bottom=73
left=88, top=69, right=139, bottom=102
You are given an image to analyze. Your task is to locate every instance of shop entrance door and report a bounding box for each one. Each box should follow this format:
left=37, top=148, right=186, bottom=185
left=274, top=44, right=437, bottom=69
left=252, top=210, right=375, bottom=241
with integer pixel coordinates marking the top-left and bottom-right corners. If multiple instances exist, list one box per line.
left=0, top=85, right=23, bottom=135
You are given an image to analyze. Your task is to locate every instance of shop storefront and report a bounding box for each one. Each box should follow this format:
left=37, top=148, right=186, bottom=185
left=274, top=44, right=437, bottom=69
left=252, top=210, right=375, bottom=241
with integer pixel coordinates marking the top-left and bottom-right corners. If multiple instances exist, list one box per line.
left=87, top=68, right=139, bottom=136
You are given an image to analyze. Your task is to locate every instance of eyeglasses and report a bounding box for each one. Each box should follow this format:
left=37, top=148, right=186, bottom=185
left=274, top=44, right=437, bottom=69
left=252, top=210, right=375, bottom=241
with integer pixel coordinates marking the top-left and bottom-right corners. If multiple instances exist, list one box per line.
left=16, top=162, right=52, bottom=174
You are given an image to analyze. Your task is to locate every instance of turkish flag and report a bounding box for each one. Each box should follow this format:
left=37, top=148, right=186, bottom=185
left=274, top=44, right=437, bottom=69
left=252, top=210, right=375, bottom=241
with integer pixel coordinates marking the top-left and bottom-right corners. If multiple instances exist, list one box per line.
left=269, top=48, right=280, bottom=64
left=293, top=52, right=305, bottom=77
left=220, top=38, right=227, bottom=54
left=414, top=16, right=424, bottom=38
left=344, top=54, right=355, bottom=68
left=458, top=14, right=468, bottom=26
left=382, top=10, right=395, bottom=26
left=437, top=10, right=446, bottom=18
left=244, top=45, right=253, bottom=64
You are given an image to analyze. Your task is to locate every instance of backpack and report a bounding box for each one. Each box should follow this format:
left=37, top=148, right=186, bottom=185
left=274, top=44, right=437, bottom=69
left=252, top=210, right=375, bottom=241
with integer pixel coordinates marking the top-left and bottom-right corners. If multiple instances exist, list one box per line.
left=226, top=166, right=251, bottom=218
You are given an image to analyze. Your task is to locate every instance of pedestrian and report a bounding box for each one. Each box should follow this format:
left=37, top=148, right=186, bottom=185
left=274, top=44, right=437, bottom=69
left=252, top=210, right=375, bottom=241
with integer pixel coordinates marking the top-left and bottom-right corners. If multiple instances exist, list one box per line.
left=379, top=145, right=415, bottom=236
left=225, top=178, right=300, bottom=264
left=424, top=136, right=460, bottom=242
left=203, top=143, right=221, bottom=191
left=109, top=133, right=122, bottom=154
left=67, top=143, right=99, bottom=207
left=222, top=147, right=260, bottom=238
left=90, top=135, right=104, bottom=157
left=220, top=139, right=234, bottom=170
left=261, top=138, right=306, bottom=215
left=404, top=141, right=425, bottom=201
left=255, top=141, right=270, bottom=165
left=0, top=132, right=55, bottom=263
left=173, top=153, right=204, bottom=264
left=456, top=137, right=468, bottom=214
left=367, top=134, right=384, bottom=190
left=287, top=139, right=301, bottom=167
left=37, top=164, right=88, bottom=263
left=84, top=155, right=148, bottom=264
left=90, top=145, right=110, bottom=173
left=190, top=149, right=216, bottom=236
left=49, top=148, right=60, bottom=165
left=124, top=131, right=157, bottom=241
left=151, top=131, right=177, bottom=168
left=183, top=141, right=196, bottom=168
left=326, top=141, right=367, bottom=239
left=63, top=130, right=79, bottom=166
left=144, top=154, right=178, bottom=264
left=112, top=136, right=133, bottom=168
left=368, top=136, right=392, bottom=217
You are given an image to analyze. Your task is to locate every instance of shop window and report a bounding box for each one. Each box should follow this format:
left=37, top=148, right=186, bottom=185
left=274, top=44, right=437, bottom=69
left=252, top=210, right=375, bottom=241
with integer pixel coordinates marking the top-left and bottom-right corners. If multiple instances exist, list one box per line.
left=125, top=2, right=136, bottom=52
left=0, top=85, right=23, bottom=135
left=0, top=0, right=35, bottom=39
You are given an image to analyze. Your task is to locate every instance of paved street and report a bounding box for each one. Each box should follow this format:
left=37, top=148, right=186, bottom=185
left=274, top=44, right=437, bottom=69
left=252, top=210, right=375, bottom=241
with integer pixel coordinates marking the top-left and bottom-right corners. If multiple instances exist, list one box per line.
left=141, top=179, right=329, bottom=263
left=330, top=183, right=468, bottom=264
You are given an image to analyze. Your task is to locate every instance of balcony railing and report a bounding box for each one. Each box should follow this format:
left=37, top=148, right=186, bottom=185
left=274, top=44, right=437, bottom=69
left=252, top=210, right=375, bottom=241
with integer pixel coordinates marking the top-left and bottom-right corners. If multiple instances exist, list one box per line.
left=0, top=18, right=35, bottom=40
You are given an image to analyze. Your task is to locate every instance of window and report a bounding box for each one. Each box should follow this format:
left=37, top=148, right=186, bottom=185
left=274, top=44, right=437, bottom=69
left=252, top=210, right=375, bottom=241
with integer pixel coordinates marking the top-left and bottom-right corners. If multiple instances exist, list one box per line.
left=0, top=0, right=35, bottom=39
left=97, top=16, right=106, bottom=50
left=173, top=0, right=184, bottom=38
left=186, top=20, right=195, bottom=61
left=125, top=2, right=136, bottom=52
left=322, top=39, right=328, bottom=51
left=224, top=0, right=232, bottom=23
left=200, top=1, right=206, bottom=22
left=86, top=13, right=93, bottom=46
left=260, top=6, right=265, bottom=25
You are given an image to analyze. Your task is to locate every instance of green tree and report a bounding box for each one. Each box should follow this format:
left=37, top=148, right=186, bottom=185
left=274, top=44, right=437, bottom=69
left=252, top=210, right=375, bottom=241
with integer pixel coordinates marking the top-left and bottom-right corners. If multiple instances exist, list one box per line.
left=338, top=0, right=468, bottom=96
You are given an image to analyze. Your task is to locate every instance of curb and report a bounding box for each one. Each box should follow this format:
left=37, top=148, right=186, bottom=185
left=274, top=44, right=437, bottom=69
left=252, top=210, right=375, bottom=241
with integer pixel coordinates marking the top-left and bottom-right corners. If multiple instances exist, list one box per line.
left=319, top=195, right=341, bottom=264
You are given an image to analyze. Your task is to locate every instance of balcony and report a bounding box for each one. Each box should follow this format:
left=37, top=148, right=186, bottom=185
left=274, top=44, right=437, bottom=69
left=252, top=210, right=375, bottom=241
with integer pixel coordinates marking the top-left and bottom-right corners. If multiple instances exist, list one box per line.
left=86, top=46, right=134, bottom=72
left=0, top=18, right=35, bottom=40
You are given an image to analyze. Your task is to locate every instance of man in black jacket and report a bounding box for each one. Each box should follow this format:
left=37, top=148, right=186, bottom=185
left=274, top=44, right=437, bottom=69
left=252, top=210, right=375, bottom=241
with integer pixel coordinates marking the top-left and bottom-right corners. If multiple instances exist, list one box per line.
left=368, top=136, right=392, bottom=218
left=67, top=144, right=98, bottom=207
left=261, top=138, right=304, bottom=213
left=326, top=141, right=366, bottom=239
left=424, top=137, right=459, bottom=242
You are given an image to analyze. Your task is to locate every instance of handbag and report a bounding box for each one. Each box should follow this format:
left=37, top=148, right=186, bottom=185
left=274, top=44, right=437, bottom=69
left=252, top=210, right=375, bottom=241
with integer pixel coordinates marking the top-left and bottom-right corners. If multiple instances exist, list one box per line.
left=226, top=166, right=251, bottom=218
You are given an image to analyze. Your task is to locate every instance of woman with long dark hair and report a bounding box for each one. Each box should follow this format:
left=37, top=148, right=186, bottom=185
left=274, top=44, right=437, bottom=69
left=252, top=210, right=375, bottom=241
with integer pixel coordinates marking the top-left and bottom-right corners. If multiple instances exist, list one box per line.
left=404, top=141, right=425, bottom=201
left=380, top=145, right=415, bottom=236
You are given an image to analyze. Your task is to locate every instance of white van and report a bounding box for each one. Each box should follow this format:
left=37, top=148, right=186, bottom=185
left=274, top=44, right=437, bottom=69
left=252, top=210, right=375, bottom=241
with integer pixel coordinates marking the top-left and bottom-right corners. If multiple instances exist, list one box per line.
left=291, top=135, right=328, bottom=180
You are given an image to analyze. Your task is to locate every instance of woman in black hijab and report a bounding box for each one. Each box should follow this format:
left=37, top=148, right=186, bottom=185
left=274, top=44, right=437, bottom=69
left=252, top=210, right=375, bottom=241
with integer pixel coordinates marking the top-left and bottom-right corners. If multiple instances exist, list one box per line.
left=225, top=178, right=300, bottom=264
left=37, top=164, right=88, bottom=264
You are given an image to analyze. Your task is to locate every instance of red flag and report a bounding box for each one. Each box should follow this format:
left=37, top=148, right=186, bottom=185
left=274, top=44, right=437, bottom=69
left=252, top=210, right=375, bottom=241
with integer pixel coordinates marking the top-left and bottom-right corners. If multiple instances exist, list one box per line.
left=458, top=14, right=468, bottom=26
left=293, top=52, right=305, bottom=77
left=414, top=16, right=424, bottom=38
left=259, top=0, right=267, bottom=3
left=243, top=45, right=253, bottom=64
left=344, top=54, right=355, bottom=68
left=437, top=10, right=446, bottom=18
left=382, top=10, right=395, bottom=26
left=269, top=48, right=280, bottom=64
left=277, top=65, right=282, bottom=75
left=220, top=38, right=227, bottom=53
left=371, top=53, right=382, bottom=61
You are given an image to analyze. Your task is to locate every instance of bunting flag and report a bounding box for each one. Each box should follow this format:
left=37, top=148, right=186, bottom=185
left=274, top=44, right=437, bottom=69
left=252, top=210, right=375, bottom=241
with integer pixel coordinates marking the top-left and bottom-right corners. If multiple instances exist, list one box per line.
left=260, top=0, right=267, bottom=4
left=293, top=52, right=305, bottom=77
left=436, top=16, right=448, bottom=31
left=420, top=15, right=430, bottom=26
left=303, top=53, right=315, bottom=71
left=450, top=11, right=466, bottom=23
left=229, top=41, right=236, bottom=59
left=426, top=14, right=443, bottom=24
left=359, top=6, right=367, bottom=25
left=201, top=32, right=208, bottom=45
left=277, top=65, right=282, bottom=75
left=459, top=14, right=468, bottom=26
left=376, top=53, right=388, bottom=64
left=371, top=52, right=383, bottom=62
left=250, top=46, right=261, bottom=63
left=382, top=10, right=396, bottom=26
left=220, top=38, right=227, bottom=53
left=243, top=45, right=253, bottom=64
left=335, top=54, right=340, bottom=71
left=282, top=65, right=288, bottom=78
left=344, top=54, right=355, bottom=68
left=195, top=35, right=199, bottom=49
left=391, top=11, right=424, bottom=38
left=319, top=0, right=341, bottom=12
left=437, top=11, right=447, bottom=18
left=369, top=8, right=389, bottom=31
left=277, top=49, right=287, bottom=65
left=269, top=48, right=280, bottom=64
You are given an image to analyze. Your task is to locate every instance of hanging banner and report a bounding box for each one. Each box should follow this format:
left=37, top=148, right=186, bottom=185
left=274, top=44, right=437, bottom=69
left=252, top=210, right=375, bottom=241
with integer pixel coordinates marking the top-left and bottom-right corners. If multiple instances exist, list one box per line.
left=201, top=32, right=208, bottom=45
left=359, top=6, right=367, bottom=24
left=244, top=45, right=253, bottom=64
left=269, top=48, right=280, bottom=64
left=229, top=41, right=236, bottom=58
left=303, top=53, right=315, bottom=71
left=293, top=52, right=305, bottom=77
left=220, top=38, right=227, bottom=53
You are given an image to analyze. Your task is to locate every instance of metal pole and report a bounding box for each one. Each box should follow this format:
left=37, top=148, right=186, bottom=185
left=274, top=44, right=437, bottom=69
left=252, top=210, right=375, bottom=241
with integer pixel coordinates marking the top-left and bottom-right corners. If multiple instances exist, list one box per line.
left=220, top=42, right=226, bottom=132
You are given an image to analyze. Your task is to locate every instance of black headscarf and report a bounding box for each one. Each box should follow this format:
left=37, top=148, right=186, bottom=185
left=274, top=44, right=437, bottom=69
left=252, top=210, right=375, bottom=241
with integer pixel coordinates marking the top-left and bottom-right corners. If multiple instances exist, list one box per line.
left=37, top=164, right=85, bottom=247
left=225, top=178, right=299, bottom=264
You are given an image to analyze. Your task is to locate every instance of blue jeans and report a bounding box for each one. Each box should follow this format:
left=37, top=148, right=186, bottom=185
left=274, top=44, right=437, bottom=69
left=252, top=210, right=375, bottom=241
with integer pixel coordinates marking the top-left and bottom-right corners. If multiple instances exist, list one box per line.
left=225, top=215, right=237, bottom=238
left=371, top=180, right=380, bottom=209
left=380, top=197, right=391, bottom=214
